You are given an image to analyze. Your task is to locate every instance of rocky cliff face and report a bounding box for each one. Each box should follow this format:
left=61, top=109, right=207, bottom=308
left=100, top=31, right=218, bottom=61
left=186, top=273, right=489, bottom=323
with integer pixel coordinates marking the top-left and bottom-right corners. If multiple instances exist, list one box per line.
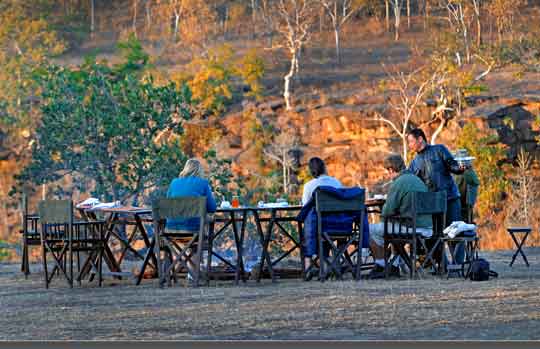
left=216, top=92, right=540, bottom=197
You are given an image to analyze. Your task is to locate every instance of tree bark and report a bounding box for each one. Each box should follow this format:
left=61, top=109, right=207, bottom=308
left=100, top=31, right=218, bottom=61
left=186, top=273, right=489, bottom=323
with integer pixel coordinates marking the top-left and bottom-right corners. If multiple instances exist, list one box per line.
left=334, top=27, right=341, bottom=65
left=385, top=0, right=390, bottom=32
left=145, top=0, right=152, bottom=31
left=284, top=50, right=297, bottom=111
left=90, top=0, right=95, bottom=39
left=173, top=13, right=180, bottom=41
left=393, top=1, right=401, bottom=41
left=407, top=0, right=410, bottom=29
left=132, top=0, right=138, bottom=37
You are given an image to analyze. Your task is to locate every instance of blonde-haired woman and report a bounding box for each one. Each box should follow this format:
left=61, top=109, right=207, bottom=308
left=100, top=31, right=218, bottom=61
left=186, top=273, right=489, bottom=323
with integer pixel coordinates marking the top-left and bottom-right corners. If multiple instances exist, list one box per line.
left=166, top=158, right=217, bottom=279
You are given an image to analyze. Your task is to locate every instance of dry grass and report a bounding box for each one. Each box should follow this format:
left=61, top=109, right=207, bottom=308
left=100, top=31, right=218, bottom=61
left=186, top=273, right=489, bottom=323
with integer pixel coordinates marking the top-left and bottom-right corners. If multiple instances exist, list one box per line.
left=1, top=248, right=540, bottom=340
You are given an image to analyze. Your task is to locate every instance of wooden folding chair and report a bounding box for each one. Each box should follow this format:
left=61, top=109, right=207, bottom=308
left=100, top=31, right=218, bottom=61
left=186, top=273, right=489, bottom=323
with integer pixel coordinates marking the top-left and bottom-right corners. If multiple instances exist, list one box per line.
left=152, top=197, right=207, bottom=287
left=383, top=191, right=447, bottom=279
left=20, top=194, right=40, bottom=278
left=38, top=200, right=106, bottom=288
left=314, top=188, right=366, bottom=282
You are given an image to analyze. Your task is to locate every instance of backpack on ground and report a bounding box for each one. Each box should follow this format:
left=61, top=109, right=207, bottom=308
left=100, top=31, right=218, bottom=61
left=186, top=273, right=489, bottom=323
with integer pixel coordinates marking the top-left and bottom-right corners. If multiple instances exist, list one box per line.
left=469, top=258, right=498, bottom=281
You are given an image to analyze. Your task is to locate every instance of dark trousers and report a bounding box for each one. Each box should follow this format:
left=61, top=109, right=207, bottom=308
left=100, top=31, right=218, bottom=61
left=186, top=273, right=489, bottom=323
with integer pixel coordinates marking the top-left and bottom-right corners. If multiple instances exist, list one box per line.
left=447, top=198, right=464, bottom=264
left=446, top=198, right=462, bottom=228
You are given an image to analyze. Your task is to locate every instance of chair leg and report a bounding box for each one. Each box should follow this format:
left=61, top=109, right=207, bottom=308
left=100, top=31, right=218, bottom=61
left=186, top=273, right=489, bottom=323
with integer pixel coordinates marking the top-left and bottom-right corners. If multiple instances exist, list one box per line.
left=41, top=243, right=49, bottom=289
left=411, top=239, right=416, bottom=279
left=384, top=240, right=390, bottom=279
left=207, top=227, right=214, bottom=287
left=193, top=233, right=203, bottom=287
left=98, top=243, right=103, bottom=287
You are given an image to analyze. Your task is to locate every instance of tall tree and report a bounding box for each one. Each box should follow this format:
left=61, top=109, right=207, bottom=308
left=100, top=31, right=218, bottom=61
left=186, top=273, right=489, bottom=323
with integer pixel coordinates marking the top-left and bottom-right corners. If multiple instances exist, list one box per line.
left=444, top=0, right=472, bottom=64
left=389, top=0, right=403, bottom=41
left=487, top=0, right=525, bottom=44
left=321, top=0, right=366, bottom=65
left=265, top=0, right=318, bottom=110
left=372, top=66, right=440, bottom=161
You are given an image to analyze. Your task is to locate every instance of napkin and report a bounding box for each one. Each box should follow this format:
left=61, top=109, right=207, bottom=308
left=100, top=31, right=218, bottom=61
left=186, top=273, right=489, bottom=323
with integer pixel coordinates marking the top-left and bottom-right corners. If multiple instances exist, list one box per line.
left=89, top=201, right=121, bottom=210
left=76, top=197, right=100, bottom=208
left=258, top=202, right=289, bottom=208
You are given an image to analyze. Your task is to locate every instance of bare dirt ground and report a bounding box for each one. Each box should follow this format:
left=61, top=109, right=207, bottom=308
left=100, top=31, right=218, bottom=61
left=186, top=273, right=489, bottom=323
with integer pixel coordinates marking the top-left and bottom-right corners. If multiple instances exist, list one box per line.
left=1, top=247, right=540, bottom=340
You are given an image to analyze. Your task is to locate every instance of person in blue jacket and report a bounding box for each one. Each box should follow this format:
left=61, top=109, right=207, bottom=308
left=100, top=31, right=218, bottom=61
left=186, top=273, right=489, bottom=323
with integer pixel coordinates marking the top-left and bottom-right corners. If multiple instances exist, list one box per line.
left=298, top=157, right=370, bottom=281
left=166, top=158, right=217, bottom=278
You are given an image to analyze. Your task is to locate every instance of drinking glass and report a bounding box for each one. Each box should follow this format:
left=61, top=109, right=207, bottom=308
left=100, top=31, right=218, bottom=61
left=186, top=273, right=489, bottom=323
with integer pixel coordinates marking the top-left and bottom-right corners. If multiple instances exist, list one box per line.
left=232, top=195, right=240, bottom=208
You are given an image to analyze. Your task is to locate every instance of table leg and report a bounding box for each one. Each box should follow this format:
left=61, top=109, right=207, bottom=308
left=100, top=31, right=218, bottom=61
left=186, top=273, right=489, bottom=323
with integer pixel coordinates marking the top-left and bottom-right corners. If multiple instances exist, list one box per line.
left=509, top=231, right=530, bottom=267
left=253, top=210, right=276, bottom=283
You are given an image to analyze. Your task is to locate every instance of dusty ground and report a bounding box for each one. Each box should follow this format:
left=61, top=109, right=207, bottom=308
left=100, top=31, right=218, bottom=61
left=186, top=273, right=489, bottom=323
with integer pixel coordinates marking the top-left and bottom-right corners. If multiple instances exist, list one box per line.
left=1, top=247, right=540, bottom=340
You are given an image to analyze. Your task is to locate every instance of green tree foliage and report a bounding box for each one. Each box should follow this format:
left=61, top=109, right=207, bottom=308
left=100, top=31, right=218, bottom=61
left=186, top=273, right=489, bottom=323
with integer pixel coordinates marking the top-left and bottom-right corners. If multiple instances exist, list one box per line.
left=0, top=0, right=65, bottom=154
left=235, top=49, right=265, bottom=100
left=15, top=56, right=193, bottom=202
left=172, top=44, right=265, bottom=116
left=456, top=123, right=509, bottom=217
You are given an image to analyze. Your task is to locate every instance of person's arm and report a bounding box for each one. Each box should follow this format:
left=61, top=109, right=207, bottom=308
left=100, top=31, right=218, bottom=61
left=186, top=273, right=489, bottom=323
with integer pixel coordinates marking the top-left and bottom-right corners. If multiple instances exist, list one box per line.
left=205, top=183, right=217, bottom=213
left=440, top=145, right=464, bottom=174
left=166, top=181, right=173, bottom=198
left=302, top=180, right=313, bottom=206
left=408, top=157, right=420, bottom=176
left=381, top=183, right=401, bottom=217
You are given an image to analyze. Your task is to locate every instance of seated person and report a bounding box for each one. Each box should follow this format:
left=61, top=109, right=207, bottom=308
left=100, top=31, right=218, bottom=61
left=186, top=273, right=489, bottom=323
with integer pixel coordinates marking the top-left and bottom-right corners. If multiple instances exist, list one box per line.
left=299, top=157, right=369, bottom=280
left=369, top=154, right=433, bottom=279
left=166, top=158, right=217, bottom=279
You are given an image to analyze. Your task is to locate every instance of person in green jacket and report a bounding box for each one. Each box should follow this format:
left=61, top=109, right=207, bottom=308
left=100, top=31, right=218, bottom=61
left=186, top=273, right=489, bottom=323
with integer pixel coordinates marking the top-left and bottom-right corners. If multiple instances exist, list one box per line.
left=453, top=167, right=480, bottom=223
left=368, top=154, right=433, bottom=278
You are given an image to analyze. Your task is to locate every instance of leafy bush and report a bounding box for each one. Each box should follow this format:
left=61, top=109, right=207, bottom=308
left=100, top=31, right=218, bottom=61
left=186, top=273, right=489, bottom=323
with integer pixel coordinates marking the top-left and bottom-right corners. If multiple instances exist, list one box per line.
left=172, top=45, right=265, bottom=116
left=15, top=56, right=193, bottom=202
left=456, top=123, right=509, bottom=217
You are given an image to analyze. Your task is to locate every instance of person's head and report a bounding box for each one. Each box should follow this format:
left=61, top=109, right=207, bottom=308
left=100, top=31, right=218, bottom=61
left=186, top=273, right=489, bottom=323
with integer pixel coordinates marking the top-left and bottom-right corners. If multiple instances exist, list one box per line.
left=179, top=158, right=205, bottom=178
left=308, top=157, right=327, bottom=178
left=407, top=128, right=428, bottom=153
left=383, top=154, right=405, bottom=175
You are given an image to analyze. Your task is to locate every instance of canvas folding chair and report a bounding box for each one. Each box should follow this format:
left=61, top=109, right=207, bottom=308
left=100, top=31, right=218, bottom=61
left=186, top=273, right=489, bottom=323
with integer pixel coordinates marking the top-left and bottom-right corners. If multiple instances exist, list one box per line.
left=314, top=188, right=366, bottom=282
left=383, top=191, right=447, bottom=279
left=20, top=194, right=40, bottom=278
left=152, top=197, right=207, bottom=287
left=38, top=200, right=106, bottom=288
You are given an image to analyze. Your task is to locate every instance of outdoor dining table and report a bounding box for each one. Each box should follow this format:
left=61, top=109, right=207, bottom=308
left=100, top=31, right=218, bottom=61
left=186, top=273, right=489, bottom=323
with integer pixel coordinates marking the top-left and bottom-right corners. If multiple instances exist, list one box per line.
left=74, top=197, right=386, bottom=285
left=247, top=198, right=386, bottom=283
left=249, top=205, right=304, bottom=283
left=211, top=207, right=251, bottom=285
left=76, top=205, right=156, bottom=282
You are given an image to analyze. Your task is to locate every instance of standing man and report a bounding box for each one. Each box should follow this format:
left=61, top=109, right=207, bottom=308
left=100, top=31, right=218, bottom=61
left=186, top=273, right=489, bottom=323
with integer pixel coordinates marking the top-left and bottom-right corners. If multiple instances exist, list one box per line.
left=407, top=128, right=466, bottom=227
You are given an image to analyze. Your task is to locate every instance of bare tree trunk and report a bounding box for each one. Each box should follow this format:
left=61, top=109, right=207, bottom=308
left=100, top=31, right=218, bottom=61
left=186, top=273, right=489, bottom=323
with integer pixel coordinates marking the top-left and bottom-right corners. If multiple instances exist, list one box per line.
left=393, top=1, right=401, bottom=41
left=90, top=0, right=95, bottom=39
left=431, top=119, right=446, bottom=145
left=402, top=133, right=408, bottom=163
left=251, top=0, right=257, bottom=37
left=472, top=0, right=482, bottom=46
left=173, top=13, right=180, bottom=41
left=320, top=5, right=325, bottom=33
left=145, top=0, right=152, bottom=31
left=132, top=0, right=138, bottom=37
left=334, top=26, right=341, bottom=65
left=385, top=0, right=390, bottom=32
left=407, top=0, right=410, bottom=29
left=284, top=50, right=297, bottom=111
